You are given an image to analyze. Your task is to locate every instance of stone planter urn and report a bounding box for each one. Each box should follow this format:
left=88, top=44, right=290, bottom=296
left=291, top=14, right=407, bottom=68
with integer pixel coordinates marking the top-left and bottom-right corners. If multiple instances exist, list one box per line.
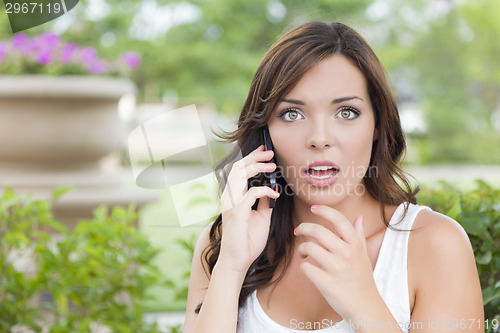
left=0, top=75, right=132, bottom=166
left=0, top=75, right=157, bottom=229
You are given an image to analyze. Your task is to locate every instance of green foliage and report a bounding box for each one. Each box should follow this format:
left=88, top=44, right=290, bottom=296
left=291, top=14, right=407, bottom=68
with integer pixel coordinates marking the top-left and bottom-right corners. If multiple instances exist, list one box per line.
left=0, top=187, right=163, bottom=332
left=153, top=0, right=372, bottom=109
left=403, top=0, right=500, bottom=164
left=418, top=180, right=500, bottom=328
left=164, top=235, right=197, bottom=305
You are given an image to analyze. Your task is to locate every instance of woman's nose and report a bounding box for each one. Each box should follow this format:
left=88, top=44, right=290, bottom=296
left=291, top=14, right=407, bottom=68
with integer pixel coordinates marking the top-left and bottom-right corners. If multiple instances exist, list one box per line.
left=305, top=119, right=335, bottom=149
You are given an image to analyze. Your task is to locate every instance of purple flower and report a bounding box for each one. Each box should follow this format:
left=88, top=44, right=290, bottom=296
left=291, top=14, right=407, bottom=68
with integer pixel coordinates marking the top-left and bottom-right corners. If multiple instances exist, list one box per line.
left=10, top=33, right=35, bottom=56
left=121, top=51, right=141, bottom=69
left=11, top=33, right=28, bottom=48
left=0, top=42, right=6, bottom=64
left=60, top=43, right=79, bottom=64
left=30, top=36, right=45, bottom=54
left=36, top=50, right=52, bottom=65
left=1, top=32, right=140, bottom=76
left=86, top=60, right=108, bottom=74
left=79, top=46, right=98, bottom=65
left=40, top=32, right=60, bottom=50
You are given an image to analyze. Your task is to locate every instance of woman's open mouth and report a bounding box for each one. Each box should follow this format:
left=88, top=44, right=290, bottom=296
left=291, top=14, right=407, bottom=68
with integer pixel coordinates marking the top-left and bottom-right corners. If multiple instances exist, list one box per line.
left=304, top=161, right=340, bottom=187
left=305, top=165, right=340, bottom=179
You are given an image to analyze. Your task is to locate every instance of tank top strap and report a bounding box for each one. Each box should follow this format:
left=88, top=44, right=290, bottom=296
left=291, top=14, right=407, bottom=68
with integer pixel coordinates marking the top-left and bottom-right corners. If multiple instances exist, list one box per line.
left=391, top=202, right=431, bottom=231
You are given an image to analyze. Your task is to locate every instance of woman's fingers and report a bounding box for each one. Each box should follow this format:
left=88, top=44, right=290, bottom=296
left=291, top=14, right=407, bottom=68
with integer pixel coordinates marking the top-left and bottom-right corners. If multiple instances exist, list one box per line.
left=221, top=146, right=276, bottom=211
left=298, top=260, right=330, bottom=291
left=297, top=241, right=338, bottom=272
left=294, top=223, right=345, bottom=254
left=227, top=147, right=274, bottom=184
left=240, top=186, right=280, bottom=210
left=309, top=205, right=358, bottom=244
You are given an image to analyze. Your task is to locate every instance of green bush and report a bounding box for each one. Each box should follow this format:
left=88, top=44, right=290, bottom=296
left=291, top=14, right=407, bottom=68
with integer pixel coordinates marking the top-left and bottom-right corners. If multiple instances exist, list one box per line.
left=0, top=187, right=163, bottom=332
left=418, top=180, right=500, bottom=331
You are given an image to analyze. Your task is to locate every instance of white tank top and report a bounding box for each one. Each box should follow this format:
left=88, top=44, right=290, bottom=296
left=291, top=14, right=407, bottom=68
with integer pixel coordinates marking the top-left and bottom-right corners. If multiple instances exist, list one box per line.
left=237, top=202, right=431, bottom=333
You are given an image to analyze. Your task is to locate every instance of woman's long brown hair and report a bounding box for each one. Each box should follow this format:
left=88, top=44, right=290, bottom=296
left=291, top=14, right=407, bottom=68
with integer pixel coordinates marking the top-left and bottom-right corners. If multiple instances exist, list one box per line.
left=195, top=21, right=418, bottom=314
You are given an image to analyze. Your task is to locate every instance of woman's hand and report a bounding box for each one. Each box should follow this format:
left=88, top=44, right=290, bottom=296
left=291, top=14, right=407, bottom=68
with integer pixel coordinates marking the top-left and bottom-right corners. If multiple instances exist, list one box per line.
left=294, top=205, right=380, bottom=322
left=218, top=145, right=280, bottom=274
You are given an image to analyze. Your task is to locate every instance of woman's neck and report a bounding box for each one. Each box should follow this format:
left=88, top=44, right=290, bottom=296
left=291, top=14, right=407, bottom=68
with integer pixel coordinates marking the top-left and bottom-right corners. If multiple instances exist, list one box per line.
left=291, top=192, right=389, bottom=239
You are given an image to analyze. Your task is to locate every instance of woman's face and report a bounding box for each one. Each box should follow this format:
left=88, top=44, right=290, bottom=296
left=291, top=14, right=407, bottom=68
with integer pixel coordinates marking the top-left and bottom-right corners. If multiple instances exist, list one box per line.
left=267, top=54, right=377, bottom=207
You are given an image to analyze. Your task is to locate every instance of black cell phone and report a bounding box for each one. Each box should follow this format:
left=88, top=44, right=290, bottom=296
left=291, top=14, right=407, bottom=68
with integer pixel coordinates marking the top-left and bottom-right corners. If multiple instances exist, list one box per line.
left=262, top=126, right=277, bottom=208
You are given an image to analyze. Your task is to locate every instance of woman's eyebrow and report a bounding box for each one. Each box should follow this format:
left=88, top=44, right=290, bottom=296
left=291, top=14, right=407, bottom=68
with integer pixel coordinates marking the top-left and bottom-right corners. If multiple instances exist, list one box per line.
left=332, top=96, right=364, bottom=104
left=280, top=96, right=364, bottom=105
left=280, top=98, right=305, bottom=105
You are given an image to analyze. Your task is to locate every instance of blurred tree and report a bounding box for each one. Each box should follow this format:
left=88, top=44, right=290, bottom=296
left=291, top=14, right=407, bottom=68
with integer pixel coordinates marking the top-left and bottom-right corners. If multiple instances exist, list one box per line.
left=124, top=0, right=373, bottom=111
left=404, top=0, right=500, bottom=163
left=354, top=0, right=500, bottom=164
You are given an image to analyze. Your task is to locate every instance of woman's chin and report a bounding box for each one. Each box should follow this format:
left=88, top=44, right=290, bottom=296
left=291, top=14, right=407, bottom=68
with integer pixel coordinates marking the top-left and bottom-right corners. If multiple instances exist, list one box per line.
left=287, top=180, right=367, bottom=206
left=292, top=191, right=347, bottom=207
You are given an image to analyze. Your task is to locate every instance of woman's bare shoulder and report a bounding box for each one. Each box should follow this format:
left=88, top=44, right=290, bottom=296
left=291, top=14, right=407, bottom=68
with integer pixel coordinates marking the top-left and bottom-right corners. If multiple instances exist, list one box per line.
left=409, top=208, right=477, bottom=291
left=407, top=208, right=483, bottom=324
left=411, top=209, right=472, bottom=253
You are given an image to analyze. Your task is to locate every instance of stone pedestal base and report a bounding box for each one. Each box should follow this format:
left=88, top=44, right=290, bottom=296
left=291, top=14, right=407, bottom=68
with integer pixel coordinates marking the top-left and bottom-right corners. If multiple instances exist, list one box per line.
left=0, top=164, right=158, bottom=231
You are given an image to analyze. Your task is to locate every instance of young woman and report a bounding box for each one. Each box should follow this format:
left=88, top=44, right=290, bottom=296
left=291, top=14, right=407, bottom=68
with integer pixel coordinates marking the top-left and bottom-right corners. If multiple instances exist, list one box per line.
left=182, top=21, right=484, bottom=333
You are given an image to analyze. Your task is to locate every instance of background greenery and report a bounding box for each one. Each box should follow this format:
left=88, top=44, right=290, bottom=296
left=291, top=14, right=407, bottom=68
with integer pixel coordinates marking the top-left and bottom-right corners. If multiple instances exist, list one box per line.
left=418, top=181, right=500, bottom=328
left=0, top=188, right=164, bottom=332
left=1, top=0, right=499, bottom=163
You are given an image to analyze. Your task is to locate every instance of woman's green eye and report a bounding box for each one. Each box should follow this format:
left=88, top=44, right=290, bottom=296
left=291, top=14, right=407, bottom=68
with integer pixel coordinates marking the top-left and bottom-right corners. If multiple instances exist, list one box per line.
left=337, top=107, right=360, bottom=120
left=341, top=110, right=351, bottom=118
left=278, top=108, right=303, bottom=121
